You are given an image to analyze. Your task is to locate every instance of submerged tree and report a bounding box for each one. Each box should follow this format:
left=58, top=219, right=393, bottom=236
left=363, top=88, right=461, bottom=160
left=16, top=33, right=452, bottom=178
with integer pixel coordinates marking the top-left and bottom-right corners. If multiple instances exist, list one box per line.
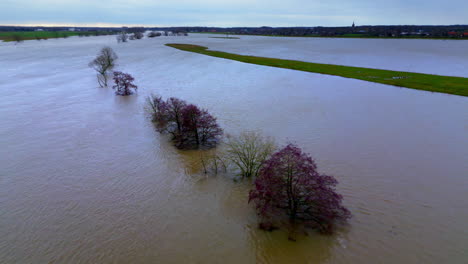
left=88, top=47, right=118, bottom=87
left=112, top=71, right=138, bottom=95
left=133, top=32, right=144, bottom=39
left=166, top=97, right=188, bottom=136
left=181, top=104, right=223, bottom=147
left=147, top=31, right=162, bottom=38
left=181, top=104, right=203, bottom=145
left=116, top=32, right=128, bottom=43
left=249, top=144, right=350, bottom=234
left=147, top=95, right=222, bottom=149
left=147, top=95, right=171, bottom=131
left=224, top=132, right=276, bottom=178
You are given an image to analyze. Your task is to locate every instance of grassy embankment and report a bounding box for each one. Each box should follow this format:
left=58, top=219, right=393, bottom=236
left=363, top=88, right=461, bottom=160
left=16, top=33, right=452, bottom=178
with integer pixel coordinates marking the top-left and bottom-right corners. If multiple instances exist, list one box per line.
left=0, top=31, right=111, bottom=42
left=166, top=44, right=468, bottom=97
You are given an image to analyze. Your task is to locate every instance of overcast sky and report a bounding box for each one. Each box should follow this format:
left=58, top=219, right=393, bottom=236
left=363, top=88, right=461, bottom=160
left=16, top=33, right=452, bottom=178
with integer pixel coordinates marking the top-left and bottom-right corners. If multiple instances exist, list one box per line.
left=2, top=0, right=467, bottom=27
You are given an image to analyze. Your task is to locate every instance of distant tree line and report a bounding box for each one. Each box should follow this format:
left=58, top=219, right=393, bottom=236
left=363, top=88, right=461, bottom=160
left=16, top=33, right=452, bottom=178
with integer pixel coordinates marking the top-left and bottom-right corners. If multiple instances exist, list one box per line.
left=3, top=25, right=467, bottom=38
left=183, top=25, right=468, bottom=38
left=156, top=25, right=468, bottom=38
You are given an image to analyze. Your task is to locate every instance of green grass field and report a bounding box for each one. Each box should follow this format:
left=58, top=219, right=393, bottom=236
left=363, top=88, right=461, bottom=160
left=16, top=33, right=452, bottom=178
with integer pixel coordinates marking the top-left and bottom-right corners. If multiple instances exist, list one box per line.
left=166, top=44, right=468, bottom=97
left=0, top=31, right=112, bottom=42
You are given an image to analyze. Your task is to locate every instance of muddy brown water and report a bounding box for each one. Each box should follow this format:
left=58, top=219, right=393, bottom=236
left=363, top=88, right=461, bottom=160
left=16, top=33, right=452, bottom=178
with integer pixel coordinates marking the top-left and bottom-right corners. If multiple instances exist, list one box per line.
left=0, top=34, right=467, bottom=263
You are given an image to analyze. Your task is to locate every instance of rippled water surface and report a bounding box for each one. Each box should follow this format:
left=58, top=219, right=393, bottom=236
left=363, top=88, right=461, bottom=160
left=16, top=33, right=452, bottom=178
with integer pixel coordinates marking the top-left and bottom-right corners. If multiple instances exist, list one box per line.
left=1, top=34, right=467, bottom=263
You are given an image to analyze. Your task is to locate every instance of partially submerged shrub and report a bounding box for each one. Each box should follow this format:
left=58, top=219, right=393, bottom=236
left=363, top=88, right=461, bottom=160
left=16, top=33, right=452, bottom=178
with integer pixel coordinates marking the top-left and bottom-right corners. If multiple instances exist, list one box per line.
left=199, top=152, right=228, bottom=175
left=249, top=144, right=351, bottom=234
left=147, top=95, right=222, bottom=149
left=88, top=46, right=118, bottom=87
left=112, top=71, right=137, bottom=95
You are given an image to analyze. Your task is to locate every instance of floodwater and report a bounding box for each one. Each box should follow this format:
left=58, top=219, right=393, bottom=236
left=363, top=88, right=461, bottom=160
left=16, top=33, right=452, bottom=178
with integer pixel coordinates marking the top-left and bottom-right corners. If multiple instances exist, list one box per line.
left=0, top=34, right=467, bottom=263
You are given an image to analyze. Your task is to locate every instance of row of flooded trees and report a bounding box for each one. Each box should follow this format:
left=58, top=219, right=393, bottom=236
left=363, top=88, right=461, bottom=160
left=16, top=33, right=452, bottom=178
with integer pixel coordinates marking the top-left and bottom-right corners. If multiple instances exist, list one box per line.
left=116, top=31, right=187, bottom=43
left=147, top=94, right=351, bottom=237
left=116, top=32, right=144, bottom=42
left=88, top=47, right=138, bottom=95
left=90, top=44, right=350, bottom=239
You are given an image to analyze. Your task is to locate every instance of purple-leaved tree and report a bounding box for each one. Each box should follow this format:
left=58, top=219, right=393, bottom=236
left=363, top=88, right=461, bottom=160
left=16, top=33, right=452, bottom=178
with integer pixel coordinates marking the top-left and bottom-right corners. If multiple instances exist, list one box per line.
left=182, top=104, right=223, bottom=147
left=147, top=95, right=222, bottom=149
left=181, top=104, right=202, bottom=145
left=112, top=71, right=138, bottom=96
left=249, top=144, right=350, bottom=234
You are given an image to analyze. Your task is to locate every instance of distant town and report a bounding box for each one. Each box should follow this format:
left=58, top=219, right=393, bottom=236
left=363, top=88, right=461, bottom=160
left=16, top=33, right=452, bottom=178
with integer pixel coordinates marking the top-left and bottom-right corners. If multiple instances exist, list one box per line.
left=1, top=24, right=468, bottom=39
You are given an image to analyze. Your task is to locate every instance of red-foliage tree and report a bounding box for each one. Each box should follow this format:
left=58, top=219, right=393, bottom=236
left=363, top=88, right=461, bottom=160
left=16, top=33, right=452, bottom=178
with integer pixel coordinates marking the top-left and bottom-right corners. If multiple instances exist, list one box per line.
left=147, top=95, right=222, bottom=149
left=181, top=104, right=223, bottom=146
left=112, top=71, right=138, bottom=96
left=249, top=144, right=350, bottom=234
left=181, top=104, right=202, bottom=145
left=197, top=108, right=223, bottom=144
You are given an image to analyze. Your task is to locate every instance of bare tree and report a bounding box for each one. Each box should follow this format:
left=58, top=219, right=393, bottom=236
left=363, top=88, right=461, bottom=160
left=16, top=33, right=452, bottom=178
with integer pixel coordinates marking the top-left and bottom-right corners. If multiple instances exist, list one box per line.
left=88, top=47, right=118, bottom=87
left=224, top=132, right=276, bottom=178
left=116, top=32, right=128, bottom=43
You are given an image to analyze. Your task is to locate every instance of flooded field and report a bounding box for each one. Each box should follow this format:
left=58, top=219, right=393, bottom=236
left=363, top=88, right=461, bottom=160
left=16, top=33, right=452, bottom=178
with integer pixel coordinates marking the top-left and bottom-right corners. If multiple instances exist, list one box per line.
left=0, top=34, right=467, bottom=263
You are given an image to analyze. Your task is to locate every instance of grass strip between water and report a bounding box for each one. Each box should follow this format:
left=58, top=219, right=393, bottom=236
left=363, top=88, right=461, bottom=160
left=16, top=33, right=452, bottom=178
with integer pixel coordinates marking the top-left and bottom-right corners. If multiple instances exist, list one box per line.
left=166, top=43, right=468, bottom=97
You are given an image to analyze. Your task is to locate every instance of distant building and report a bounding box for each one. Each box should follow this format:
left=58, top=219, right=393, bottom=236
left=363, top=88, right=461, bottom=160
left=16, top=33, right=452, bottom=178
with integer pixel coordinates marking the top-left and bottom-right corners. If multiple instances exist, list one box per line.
left=35, top=29, right=44, bottom=31
left=68, top=28, right=75, bottom=31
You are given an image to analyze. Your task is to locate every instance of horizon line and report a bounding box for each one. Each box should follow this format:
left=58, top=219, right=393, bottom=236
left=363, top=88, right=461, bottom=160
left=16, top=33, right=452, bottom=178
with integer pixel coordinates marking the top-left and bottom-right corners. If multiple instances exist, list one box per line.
left=1, top=23, right=468, bottom=28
